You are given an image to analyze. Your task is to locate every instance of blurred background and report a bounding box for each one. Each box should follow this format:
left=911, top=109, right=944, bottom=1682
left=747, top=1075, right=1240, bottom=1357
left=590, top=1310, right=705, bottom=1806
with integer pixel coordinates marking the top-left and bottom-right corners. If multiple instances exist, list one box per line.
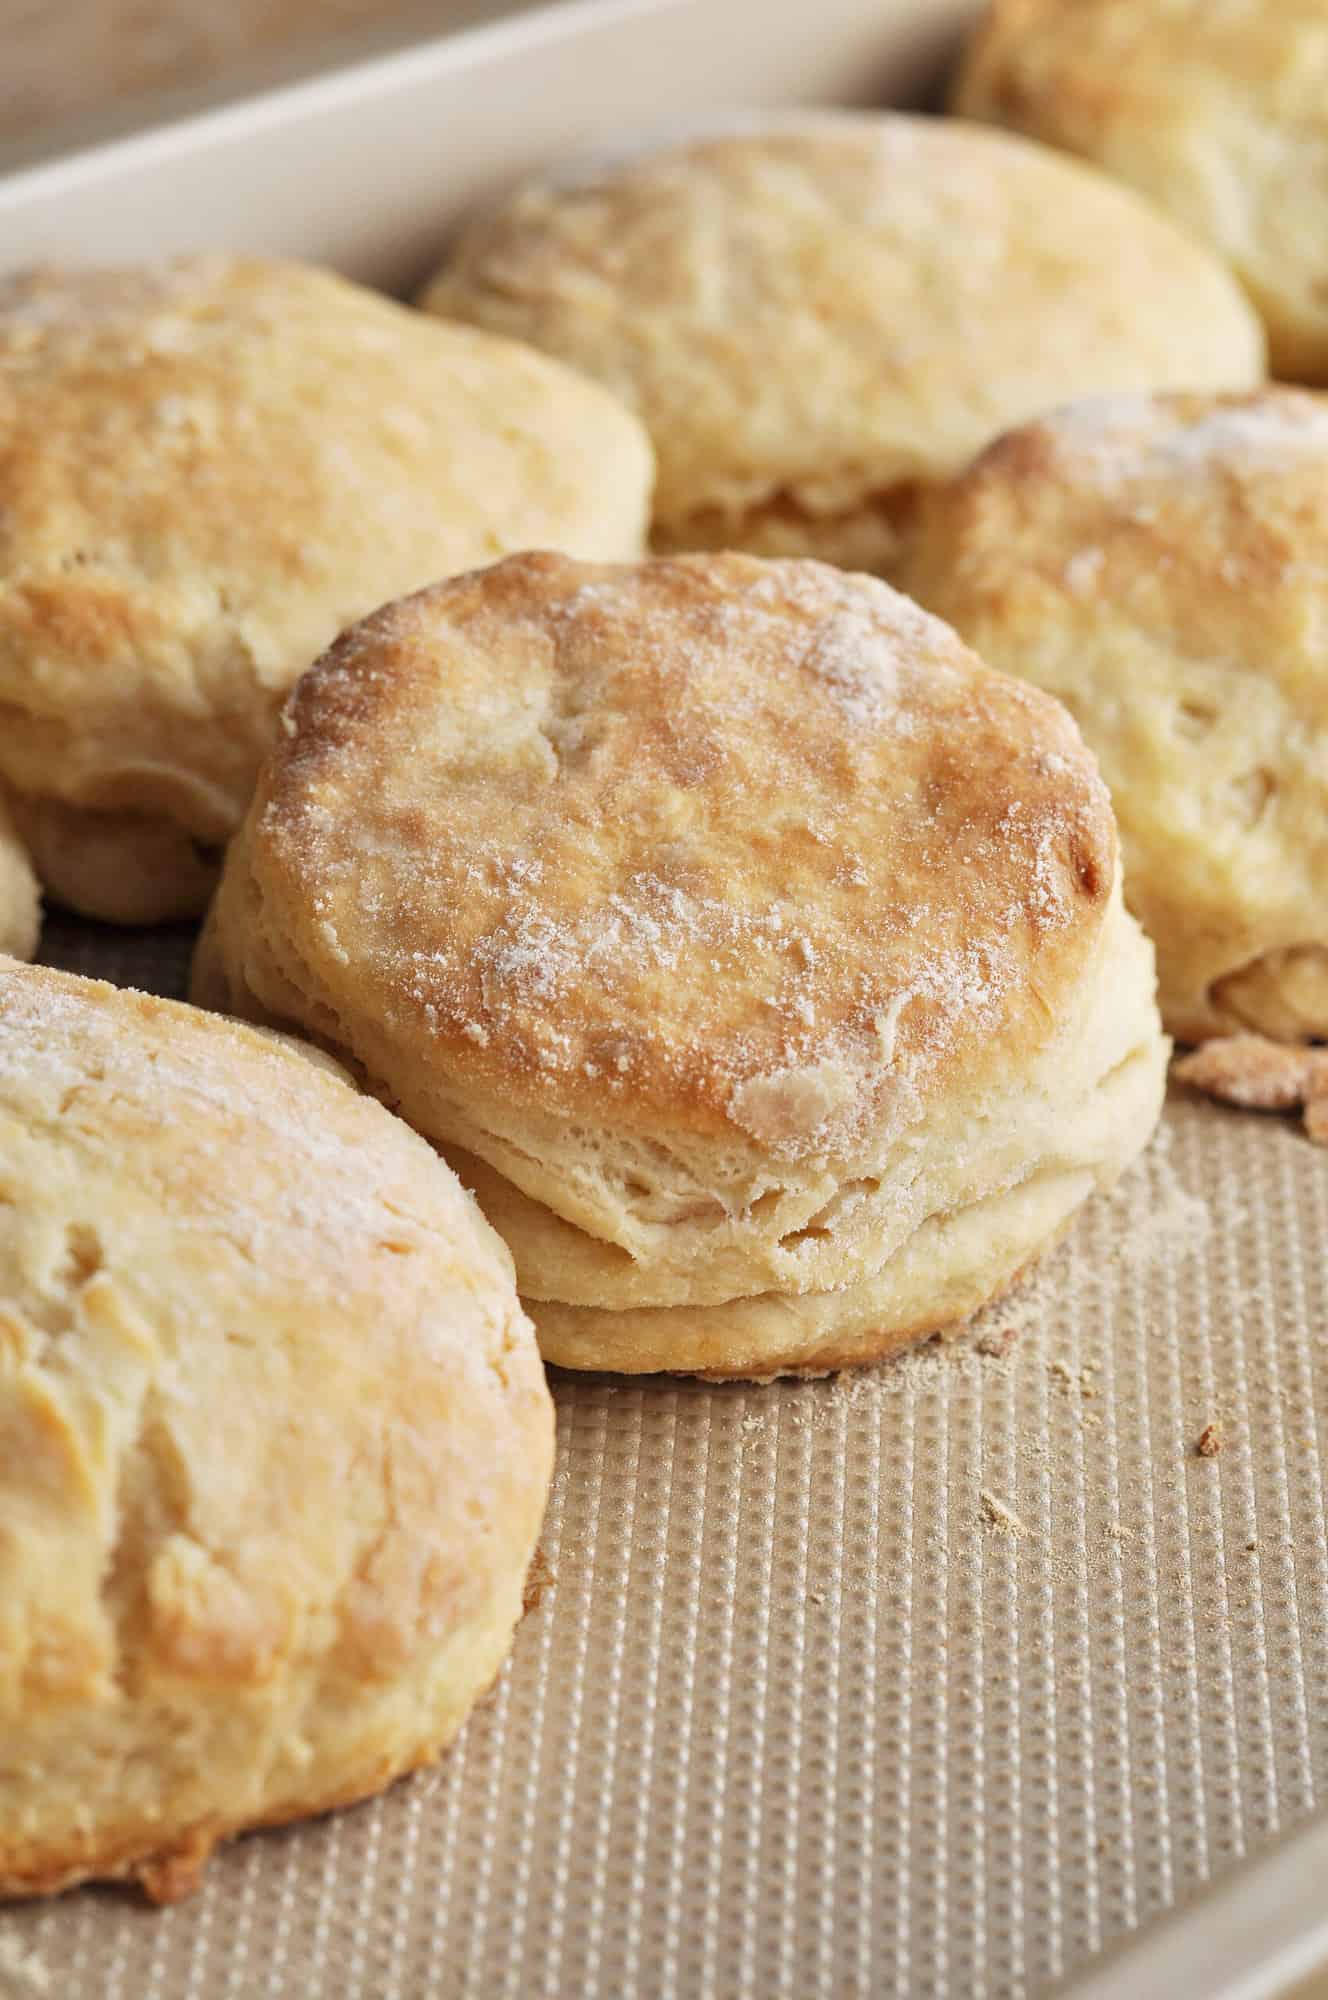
left=0, top=0, right=527, bottom=164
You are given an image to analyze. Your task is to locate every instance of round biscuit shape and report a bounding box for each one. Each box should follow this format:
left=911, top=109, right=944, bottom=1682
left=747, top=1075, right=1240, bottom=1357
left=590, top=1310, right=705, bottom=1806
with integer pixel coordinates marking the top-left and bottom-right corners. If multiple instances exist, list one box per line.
left=897, top=388, right=1328, bottom=1044
left=422, top=113, right=1264, bottom=574
left=194, top=551, right=1168, bottom=1376
left=0, top=962, right=553, bottom=1900
left=0, top=255, right=653, bottom=923
left=953, top=0, right=1328, bottom=384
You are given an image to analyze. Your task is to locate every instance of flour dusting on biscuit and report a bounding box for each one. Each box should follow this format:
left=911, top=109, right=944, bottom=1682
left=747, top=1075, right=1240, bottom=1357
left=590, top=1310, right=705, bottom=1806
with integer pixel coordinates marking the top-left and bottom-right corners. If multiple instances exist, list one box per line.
left=900, top=387, right=1328, bottom=1045
left=196, top=551, right=1167, bottom=1378
left=0, top=255, right=652, bottom=924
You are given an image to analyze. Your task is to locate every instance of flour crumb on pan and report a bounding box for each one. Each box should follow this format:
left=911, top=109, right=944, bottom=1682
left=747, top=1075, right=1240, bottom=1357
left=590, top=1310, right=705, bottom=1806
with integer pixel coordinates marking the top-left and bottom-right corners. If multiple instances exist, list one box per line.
left=0, top=255, right=652, bottom=926
left=980, top=1490, right=1030, bottom=1538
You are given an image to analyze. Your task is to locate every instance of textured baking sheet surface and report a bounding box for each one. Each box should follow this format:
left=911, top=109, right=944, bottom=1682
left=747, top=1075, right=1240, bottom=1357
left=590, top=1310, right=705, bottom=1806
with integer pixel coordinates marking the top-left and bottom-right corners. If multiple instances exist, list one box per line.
left=2, top=916, right=1325, bottom=2000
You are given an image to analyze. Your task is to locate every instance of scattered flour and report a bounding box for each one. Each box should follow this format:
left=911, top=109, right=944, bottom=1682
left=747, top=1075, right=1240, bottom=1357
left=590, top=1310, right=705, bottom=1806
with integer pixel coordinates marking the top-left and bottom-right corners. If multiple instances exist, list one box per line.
left=0, top=1938, right=51, bottom=1998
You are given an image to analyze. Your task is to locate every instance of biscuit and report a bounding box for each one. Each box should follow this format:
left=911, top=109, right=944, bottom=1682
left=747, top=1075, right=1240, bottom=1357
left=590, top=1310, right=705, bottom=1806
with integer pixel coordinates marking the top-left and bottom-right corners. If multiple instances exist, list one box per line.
left=0, top=797, right=39, bottom=961
left=0, top=255, right=653, bottom=924
left=422, top=114, right=1263, bottom=575
left=193, top=550, right=1168, bottom=1378
left=1174, top=1035, right=1328, bottom=1146
left=898, top=389, right=1328, bottom=1045
left=953, top=0, right=1328, bottom=383
left=0, top=962, right=553, bottom=1899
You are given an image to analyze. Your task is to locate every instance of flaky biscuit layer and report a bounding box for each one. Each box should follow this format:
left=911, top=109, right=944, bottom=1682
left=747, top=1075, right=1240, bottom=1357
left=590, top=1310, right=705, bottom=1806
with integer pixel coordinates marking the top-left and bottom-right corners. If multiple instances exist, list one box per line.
left=197, top=551, right=1167, bottom=1371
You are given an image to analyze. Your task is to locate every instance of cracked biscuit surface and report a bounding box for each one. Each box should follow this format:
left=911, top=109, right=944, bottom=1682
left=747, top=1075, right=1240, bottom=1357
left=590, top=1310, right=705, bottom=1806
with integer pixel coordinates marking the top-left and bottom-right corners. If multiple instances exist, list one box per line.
left=0, top=961, right=553, bottom=1900
left=899, top=388, right=1328, bottom=1044
left=423, top=113, right=1263, bottom=575
left=194, top=550, right=1168, bottom=1376
left=0, top=255, right=653, bottom=923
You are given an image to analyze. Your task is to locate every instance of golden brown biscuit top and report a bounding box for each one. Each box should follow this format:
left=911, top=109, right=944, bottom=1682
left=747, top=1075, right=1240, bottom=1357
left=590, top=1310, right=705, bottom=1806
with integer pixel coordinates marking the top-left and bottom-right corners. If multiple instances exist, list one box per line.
left=424, top=113, right=1263, bottom=543
left=956, top=0, right=1328, bottom=156
left=0, top=961, right=551, bottom=1706
left=904, top=389, right=1328, bottom=713
left=0, top=254, right=652, bottom=836
left=250, top=551, right=1115, bottom=1158
left=0, top=959, right=504, bottom=1294
left=953, top=1, right=1328, bottom=380
left=898, top=388, right=1328, bottom=1043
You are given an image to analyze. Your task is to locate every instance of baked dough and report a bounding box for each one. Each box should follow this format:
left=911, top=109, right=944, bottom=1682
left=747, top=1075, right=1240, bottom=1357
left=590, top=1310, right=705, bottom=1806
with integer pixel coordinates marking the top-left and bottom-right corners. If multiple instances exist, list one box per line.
left=0, top=796, right=39, bottom=961
left=898, top=389, right=1328, bottom=1044
left=954, top=0, right=1328, bottom=383
left=0, top=962, right=552, bottom=1900
left=0, top=255, right=653, bottom=924
left=422, top=113, right=1263, bottom=574
left=194, top=550, right=1168, bottom=1377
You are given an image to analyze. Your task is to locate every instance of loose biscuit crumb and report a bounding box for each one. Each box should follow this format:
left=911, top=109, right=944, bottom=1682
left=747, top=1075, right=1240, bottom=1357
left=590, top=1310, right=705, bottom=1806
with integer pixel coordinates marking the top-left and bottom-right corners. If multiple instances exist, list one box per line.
left=980, top=1489, right=1029, bottom=1537
left=522, top=1548, right=556, bottom=1614
left=1174, top=1035, right=1328, bottom=1143
left=1195, top=1424, right=1224, bottom=1459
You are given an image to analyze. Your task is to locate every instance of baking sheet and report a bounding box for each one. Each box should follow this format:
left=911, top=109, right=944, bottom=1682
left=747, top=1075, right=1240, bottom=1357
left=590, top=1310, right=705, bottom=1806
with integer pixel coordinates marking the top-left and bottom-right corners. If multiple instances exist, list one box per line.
left=1, top=915, right=1323, bottom=2000
left=1, top=0, right=1326, bottom=1988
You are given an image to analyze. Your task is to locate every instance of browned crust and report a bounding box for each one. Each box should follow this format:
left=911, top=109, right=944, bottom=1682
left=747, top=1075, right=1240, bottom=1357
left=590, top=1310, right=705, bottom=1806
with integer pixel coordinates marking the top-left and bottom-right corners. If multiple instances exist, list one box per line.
left=0, top=256, right=651, bottom=922
left=951, top=0, right=1328, bottom=383
left=0, top=960, right=554, bottom=1906
left=222, top=550, right=1116, bottom=1152
left=898, top=389, right=1328, bottom=1047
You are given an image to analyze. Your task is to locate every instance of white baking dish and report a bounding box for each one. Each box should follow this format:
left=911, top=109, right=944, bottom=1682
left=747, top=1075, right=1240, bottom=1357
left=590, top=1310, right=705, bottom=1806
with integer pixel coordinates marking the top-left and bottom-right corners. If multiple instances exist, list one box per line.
left=0, top=0, right=972, bottom=289
left=0, top=5, right=1324, bottom=1996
